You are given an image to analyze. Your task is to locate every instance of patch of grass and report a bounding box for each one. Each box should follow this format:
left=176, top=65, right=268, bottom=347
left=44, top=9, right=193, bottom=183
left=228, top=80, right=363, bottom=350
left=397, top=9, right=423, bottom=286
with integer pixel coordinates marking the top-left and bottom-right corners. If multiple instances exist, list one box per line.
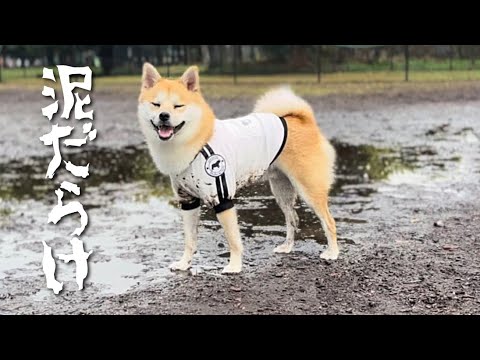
left=1, top=70, right=480, bottom=98
left=0, top=65, right=206, bottom=82
left=0, top=207, right=12, bottom=217
left=0, top=66, right=44, bottom=80
left=343, top=59, right=478, bottom=72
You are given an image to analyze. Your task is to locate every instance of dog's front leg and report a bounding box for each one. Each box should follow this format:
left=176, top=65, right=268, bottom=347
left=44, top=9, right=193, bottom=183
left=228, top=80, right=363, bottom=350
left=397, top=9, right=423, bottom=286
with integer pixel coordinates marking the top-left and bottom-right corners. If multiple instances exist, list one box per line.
left=217, top=207, right=243, bottom=274
left=169, top=207, right=200, bottom=271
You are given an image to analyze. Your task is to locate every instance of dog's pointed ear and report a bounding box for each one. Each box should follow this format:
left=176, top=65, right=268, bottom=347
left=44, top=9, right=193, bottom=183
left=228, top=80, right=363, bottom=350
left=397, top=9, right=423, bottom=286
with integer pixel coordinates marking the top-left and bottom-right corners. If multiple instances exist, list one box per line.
left=180, top=66, right=200, bottom=92
left=142, top=63, right=161, bottom=89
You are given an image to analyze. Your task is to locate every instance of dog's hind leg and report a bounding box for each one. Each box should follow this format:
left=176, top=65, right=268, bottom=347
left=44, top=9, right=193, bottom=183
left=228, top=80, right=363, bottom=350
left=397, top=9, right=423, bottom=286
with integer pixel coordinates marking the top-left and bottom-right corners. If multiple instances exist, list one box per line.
left=293, top=180, right=339, bottom=260
left=314, top=198, right=338, bottom=260
left=269, top=169, right=298, bottom=254
left=217, top=207, right=243, bottom=274
left=280, top=147, right=339, bottom=260
left=170, top=207, right=200, bottom=271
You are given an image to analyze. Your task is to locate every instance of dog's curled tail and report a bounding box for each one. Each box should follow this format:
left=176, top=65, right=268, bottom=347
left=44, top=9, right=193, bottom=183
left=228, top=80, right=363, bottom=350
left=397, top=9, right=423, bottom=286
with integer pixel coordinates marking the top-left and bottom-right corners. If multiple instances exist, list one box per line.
left=253, top=86, right=316, bottom=124
left=255, top=86, right=336, bottom=184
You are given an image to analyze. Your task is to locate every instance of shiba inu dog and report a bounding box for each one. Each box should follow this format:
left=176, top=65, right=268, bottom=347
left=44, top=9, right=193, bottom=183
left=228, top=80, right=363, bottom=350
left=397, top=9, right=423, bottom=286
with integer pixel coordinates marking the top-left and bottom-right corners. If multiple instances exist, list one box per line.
left=137, top=63, right=338, bottom=274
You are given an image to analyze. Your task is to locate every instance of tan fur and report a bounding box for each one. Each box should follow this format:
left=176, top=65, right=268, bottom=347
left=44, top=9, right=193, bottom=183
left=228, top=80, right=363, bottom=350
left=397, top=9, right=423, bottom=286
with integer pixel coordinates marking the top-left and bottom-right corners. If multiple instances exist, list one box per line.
left=216, top=208, right=243, bottom=273
left=138, top=66, right=339, bottom=274
left=256, top=87, right=338, bottom=259
left=254, top=86, right=315, bottom=122
left=255, top=87, right=336, bottom=188
left=139, top=66, right=216, bottom=154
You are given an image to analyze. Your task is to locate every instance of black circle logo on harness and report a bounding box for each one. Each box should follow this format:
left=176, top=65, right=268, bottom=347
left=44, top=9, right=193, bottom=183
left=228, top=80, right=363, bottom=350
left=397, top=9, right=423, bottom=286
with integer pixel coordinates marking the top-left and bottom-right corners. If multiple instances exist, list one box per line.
left=205, top=154, right=226, bottom=177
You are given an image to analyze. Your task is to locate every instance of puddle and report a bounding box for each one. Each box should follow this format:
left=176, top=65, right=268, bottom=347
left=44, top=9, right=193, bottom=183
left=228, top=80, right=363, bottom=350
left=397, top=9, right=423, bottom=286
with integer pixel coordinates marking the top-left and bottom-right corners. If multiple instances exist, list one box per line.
left=89, top=258, right=144, bottom=295
left=0, top=139, right=452, bottom=296
left=0, top=140, right=424, bottom=203
left=0, top=145, right=172, bottom=201
left=454, top=127, right=479, bottom=143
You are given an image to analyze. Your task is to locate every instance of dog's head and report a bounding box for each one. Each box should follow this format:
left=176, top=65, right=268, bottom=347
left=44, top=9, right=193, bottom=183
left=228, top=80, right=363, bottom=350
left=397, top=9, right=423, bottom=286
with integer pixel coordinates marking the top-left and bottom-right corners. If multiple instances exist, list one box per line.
left=138, top=63, right=214, bottom=146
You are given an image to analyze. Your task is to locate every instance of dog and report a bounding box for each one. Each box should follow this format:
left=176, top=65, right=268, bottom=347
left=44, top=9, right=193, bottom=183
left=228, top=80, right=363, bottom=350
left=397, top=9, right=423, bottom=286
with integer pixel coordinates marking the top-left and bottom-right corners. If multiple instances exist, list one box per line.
left=137, top=63, right=338, bottom=273
left=211, top=160, right=222, bottom=170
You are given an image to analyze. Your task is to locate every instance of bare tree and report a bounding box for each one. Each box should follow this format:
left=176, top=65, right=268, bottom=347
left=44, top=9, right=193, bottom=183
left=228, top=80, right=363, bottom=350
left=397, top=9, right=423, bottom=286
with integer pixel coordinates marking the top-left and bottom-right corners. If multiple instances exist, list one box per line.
left=201, top=45, right=210, bottom=67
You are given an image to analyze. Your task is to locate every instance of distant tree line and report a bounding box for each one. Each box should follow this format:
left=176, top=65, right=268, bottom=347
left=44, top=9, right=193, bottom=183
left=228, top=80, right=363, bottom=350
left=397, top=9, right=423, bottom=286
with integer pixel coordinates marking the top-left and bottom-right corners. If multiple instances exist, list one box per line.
left=1, top=45, right=479, bottom=75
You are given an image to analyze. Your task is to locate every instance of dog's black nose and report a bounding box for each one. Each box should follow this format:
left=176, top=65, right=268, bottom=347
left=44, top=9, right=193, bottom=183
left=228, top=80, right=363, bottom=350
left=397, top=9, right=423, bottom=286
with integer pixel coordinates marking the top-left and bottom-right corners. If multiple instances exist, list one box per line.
left=159, top=112, right=170, bottom=122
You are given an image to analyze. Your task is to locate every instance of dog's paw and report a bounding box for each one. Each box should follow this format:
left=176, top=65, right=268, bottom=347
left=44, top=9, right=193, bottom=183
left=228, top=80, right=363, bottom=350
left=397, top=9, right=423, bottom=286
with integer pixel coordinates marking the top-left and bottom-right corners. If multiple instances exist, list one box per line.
left=222, top=263, right=242, bottom=274
left=274, top=243, right=293, bottom=254
left=320, top=248, right=339, bottom=260
left=169, top=260, right=191, bottom=271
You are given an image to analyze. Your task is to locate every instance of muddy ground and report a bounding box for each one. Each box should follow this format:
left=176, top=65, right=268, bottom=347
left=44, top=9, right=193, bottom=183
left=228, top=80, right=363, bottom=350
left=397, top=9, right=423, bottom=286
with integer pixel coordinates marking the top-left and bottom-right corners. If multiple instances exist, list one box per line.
left=0, top=86, right=479, bottom=314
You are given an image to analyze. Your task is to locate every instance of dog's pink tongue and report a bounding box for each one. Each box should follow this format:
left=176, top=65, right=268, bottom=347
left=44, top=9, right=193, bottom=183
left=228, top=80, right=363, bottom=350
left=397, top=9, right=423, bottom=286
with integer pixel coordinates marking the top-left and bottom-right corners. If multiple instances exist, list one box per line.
left=159, top=127, right=174, bottom=138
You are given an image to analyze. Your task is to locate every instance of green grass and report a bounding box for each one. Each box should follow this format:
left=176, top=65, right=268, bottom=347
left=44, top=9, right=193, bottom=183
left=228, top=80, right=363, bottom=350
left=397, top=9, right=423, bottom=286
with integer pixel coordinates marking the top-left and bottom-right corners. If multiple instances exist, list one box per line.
left=343, top=58, right=478, bottom=72
left=0, top=65, right=207, bottom=81
left=99, top=70, right=480, bottom=98
left=0, top=207, right=12, bottom=217
left=0, top=66, right=44, bottom=80
left=1, top=68, right=480, bottom=98
left=1, top=59, right=478, bottom=80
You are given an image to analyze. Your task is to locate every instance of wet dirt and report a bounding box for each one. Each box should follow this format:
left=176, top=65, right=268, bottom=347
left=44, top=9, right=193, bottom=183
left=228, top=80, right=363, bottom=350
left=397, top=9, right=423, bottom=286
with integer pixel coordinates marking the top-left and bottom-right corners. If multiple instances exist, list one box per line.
left=0, top=89, right=479, bottom=314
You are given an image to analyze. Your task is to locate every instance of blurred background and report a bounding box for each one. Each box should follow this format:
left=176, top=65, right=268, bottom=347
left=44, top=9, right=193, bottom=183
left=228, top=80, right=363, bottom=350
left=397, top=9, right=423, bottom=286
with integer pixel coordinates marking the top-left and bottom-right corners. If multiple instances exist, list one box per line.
left=1, top=45, right=480, bottom=81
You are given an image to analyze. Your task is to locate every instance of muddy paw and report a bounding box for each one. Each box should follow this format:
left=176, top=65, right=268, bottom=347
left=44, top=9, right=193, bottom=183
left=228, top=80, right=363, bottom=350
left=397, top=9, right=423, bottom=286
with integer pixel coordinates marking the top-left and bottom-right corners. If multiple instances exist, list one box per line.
left=320, top=248, right=339, bottom=261
left=274, top=243, right=293, bottom=254
left=222, top=263, right=242, bottom=274
left=169, top=260, right=191, bottom=271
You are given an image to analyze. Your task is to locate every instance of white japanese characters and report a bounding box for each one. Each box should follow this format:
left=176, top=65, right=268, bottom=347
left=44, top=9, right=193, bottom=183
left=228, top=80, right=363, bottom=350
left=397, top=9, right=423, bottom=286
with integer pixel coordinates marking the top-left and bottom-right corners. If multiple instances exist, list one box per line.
left=40, top=66, right=96, bottom=294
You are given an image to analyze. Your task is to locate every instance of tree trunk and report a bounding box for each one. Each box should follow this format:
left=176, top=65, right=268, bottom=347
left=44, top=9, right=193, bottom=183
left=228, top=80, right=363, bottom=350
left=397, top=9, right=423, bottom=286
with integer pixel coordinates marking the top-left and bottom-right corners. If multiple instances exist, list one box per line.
left=457, top=45, right=463, bottom=58
left=250, top=46, right=255, bottom=62
left=184, top=45, right=189, bottom=65
left=468, top=45, right=475, bottom=70
left=316, top=45, right=321, bottom=83
left=46, top=46, right=54, bottom=66
left=219, top=45, right=224, bottom=73
left=99, top=45, right=114, bottom=76
left=367, top=48, right=380, bottom=65
left=0, top=45, right=4, bottom=82
left=201, top=45, right=210, bottom=68
left=449, top=45, right=454, bottom=71
left=156, top=46, right=162, bottom=66
left=237, top=45, right=243, bottom=63
left=233, top=45, right=238, bottom=84
left=404, top=45, right=410, bottom=82
left=209, top=45, right=221, bottom=68
left=389, top=46, right=394, bottom=71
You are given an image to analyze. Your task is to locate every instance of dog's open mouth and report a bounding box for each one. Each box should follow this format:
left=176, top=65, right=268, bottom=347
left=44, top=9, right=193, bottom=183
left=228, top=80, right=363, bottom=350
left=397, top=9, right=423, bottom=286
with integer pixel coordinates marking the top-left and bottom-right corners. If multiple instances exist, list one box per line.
left=151, top=120, right=185, bottom=141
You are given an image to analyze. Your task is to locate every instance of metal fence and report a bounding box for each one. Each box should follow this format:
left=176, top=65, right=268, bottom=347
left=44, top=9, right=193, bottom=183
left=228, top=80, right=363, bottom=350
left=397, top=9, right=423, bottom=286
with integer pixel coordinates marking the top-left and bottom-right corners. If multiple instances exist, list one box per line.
left=1, top=45, right=479, bottom=83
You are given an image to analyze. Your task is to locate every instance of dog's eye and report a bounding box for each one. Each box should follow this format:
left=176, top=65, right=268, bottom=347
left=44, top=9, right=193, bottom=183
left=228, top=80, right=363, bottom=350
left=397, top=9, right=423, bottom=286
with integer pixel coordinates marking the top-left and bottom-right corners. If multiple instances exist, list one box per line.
left=174, top=104, right=185, bottom=109
left=151, top=102, right=161, bottom=107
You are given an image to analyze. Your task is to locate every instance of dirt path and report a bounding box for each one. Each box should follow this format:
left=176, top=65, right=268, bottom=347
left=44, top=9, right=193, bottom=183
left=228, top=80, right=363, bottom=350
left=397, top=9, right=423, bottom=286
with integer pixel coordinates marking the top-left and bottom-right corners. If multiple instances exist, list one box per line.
left=106, top=213, right=480, bottom=315
left=0, top=88, right=479, bottom=314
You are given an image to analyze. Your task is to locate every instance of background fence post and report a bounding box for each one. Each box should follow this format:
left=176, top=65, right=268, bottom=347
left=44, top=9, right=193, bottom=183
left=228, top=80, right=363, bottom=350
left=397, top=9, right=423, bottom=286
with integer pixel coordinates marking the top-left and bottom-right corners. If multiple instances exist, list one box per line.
left=167, top=45, right=171, bottom=77
left=0, top=45, right=3, bottom=83
left=449, top=45, right=454, bottom=71
left=404, top=45, right=410, bottom=82
left=233, top=45, right=238, bottom=85
left=316, top=45, right=321, bottom=83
